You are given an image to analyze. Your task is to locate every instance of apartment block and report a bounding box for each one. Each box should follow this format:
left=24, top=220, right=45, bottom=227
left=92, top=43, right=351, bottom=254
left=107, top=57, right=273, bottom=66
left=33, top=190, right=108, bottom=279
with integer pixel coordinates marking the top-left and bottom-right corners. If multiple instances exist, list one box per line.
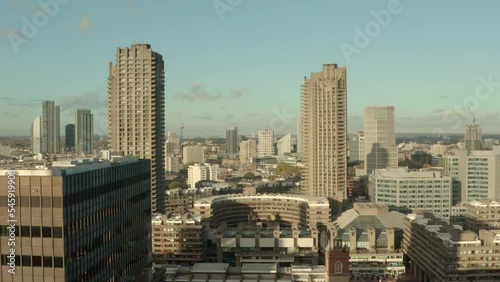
left=165, top=155, right=181, bottom=174
left=152, top=213, right=206, bottom=265
left=300, top=64, right=347, bottom=211
left=239, top=139, right=257, bottom=164
left=402, top=212, right=500, bottom=281
left=31, top=117, right=42, bottom=155
left=444, top=146, right=500, bottom=203
left=463, top=199, right=500, bottom=232
left=348, top=131, right=364, bottom=162
left=41, top=100, right=60, bottom=154
left=75, top=109, right=93, bottom=154
left=226, top=126, right=238, bottom=155
left=187, top=163, right=218, bottom=188
left=108, top=43, right=166, bottom=213
left=257, top=129, right=275, bottom=157
left=369, top=167, right=452, bottom=218
left=183, top=146, right=205, bottom=165
left=0, top=157, right=151, bottom=281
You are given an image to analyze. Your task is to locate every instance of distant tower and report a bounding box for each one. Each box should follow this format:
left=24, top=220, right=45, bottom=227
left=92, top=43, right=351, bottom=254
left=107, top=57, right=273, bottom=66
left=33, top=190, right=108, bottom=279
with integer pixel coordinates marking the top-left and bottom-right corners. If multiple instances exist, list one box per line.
left=65, top=124, right=75, bottom=152
left=465, top=107, right=482, bottom=151
left=75, top=109, right=93, bottom=154
left=31, top=116, right=42, bottom=154
left=325, top=238, right=350, bottom=282
left=41, top=100, right=60, bottom=154
left=226, top=126, right=238, bottom=155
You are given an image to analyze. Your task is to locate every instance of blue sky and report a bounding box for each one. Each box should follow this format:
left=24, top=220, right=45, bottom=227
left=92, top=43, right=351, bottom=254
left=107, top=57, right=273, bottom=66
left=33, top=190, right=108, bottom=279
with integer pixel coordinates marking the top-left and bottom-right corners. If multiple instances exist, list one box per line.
left=1, top=0, right=500, bottom=137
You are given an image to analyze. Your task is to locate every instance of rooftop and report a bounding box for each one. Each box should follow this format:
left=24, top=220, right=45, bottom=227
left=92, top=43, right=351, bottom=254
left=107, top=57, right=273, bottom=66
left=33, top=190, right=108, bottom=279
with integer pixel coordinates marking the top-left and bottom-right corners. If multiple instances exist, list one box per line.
left=194, top=193, right=329, bottom=208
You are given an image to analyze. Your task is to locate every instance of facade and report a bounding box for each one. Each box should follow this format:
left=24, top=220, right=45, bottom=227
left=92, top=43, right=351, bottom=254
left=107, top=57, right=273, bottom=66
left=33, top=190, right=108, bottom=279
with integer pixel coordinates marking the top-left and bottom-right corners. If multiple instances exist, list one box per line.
left=368, top=167, right=452, bottom=219
left=257, top=129, right=275, bottom=157
left=364, top=106, right=397, bottom=175
left=31, top=116, right=42, bottom=154
left=333, top=203, right=406, bottom=279
left=165, top=155, right=181, bottom=174
left=239, top=139, right=257, bottom=164
left=430, top=142, right=447, bottom=157
left=444, top=146, right=500, bottom=203
left=193, top=194, right=330, bottom=229
left=300, top=64, right=347, bottom=210
left=277, top=133, right=292, bottom=156
left=402, top=212, right=500, bottom=281
left=183, top=146, right=205, bottom=165
left=165, top=132, right=181, bottom=156
left=41, top=100, right=60, bottom=154
left=465, top=123, right=482, bottom=151
left=152, top=213, right=206, bottom=265
left=225, top=126, right=238, bottom=155
left=187, top=163, right=219, bottom=188
left=463, top=199, right=500, bottom=232
left=348, top=131, right=364, bottom=162
left=165, top=188, right=214, bottom=214
left=154, top=262, right=344, bottom=282
left=217, top=221, right=319, bottom=267
left=108, top=43, right=166, bottom=213
left=0, top=157, right=151, bottom=281
left=75, top=109, right=93, bottom=154
left=64, top=124, right=75, bottom=152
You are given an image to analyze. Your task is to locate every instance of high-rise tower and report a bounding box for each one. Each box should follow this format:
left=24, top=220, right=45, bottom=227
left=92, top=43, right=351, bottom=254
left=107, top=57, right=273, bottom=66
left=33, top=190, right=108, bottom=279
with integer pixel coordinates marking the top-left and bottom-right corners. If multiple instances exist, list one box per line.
left=75, top=109, right=94, bottom=154
left=364, top=106, right=398, bottom=175
left=41, top=100, right=60, bottom=154
left=108, top=43, right=166, bottom=213
left=226, top=126, right=238, bottom=155
left=300, top=64, right=347, bottom=212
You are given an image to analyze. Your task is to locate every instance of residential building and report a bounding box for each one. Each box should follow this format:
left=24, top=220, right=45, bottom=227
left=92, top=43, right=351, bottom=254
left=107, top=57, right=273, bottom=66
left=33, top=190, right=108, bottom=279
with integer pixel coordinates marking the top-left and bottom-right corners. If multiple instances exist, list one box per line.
left=402, top=212, right=500, bottom=281
left=364, top=106, right=397, bottom=175
left=165, top=155, right=181, bottom=174
left=300, top=64, right=347, bottom=211
left=152, top=213, right=206, bottom=265
left=348, top=131, right=364, bottom=162
left=430, top=142, right=447, bottom=157
left=188, top=163, right=219, bottom=188
left=165, top=188, right=214, bottom=214
left=108, top=43, right=166, bottom=213
left=444, top=146, right=500, bottom=203
left=41, top=100, right=60, bottom=154
left=31, top=116, right=42, bottom=154
left=165, top=132, right=181, bottom=155
left=225, top=126, right=238, bottom=155
left=464, top=199, right=500, bottom=232
left=239, top=139, right=257, bottom=164
left=183, top=145, right=205, bottom=165
left=0, top=157, right=152, bottom=281
left=193, top=194, right=330, bottom=229
left=257, top=129, right=275, bottom=157
left=276, top=133, right=292, bottom=156
left=75, top=109, right=93, bottom=154
left=368, top=167, right=452, bottom=219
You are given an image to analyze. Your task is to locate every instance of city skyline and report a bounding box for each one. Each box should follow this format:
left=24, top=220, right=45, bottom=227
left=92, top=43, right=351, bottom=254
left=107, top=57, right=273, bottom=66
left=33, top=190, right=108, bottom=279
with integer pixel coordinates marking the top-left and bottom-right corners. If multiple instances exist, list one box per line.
left=1, top=1, right=500, bottom=136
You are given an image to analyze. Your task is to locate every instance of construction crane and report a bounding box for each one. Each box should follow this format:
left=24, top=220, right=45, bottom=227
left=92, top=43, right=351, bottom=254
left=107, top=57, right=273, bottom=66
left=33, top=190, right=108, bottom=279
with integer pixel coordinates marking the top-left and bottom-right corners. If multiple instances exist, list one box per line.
left=177, top=112, right=185, bottom=152
left=467, top=106, right=476, bottom=124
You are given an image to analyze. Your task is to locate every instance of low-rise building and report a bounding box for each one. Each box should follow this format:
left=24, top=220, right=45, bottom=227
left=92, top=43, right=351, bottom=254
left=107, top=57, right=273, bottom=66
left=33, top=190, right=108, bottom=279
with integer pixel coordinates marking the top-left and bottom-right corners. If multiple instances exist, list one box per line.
left=402, top=212, right=500, bottom=281
left=187, top=163, right=218, bottom=188
left=152, top=213, right=206, bottom=265
left=464, top=199, right=500, bottom=232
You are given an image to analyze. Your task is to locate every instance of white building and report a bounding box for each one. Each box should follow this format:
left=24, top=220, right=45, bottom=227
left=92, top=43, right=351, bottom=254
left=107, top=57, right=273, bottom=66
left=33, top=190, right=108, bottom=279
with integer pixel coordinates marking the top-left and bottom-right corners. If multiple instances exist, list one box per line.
left=257, top=129, right=275, bottom=157
left=348, top=131, right=364, bottom=162
left=183, top=145, right=205, bottom=165
left=188, top=163, right=219, bottom=188
left=165, top=155, right=181, bottom=174
left=277, top=133, right=292, bottom=155
left=369, top=167, right=452, bottom=219
left=430, top=142, right=447, bottom=157
left=31, top=116, right=42, bottom=155
left=444, top=146, right=500, bottom=203
left=239, top=139, right=257, bottom=164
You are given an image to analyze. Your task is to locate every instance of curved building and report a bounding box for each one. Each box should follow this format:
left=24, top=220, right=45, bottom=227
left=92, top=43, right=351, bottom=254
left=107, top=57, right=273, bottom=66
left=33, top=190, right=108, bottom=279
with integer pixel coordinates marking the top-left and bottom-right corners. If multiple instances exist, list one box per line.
left=193, top=194, right=330, bottom=228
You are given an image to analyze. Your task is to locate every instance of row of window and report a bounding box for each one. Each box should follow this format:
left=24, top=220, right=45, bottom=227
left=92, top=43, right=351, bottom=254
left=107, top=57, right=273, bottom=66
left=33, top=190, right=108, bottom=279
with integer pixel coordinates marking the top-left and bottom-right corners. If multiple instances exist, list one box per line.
left=0, top=196, right=62, bottom=208
left=1, top=255, right=63, bottom=268
left=0, top=225, right=63, bottom=238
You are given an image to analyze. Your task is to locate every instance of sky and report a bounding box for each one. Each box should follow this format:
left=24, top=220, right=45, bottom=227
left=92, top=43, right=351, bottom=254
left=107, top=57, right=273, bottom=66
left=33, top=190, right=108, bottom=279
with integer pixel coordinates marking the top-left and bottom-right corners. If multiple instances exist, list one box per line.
left=1, top=0, right=500, bottom=137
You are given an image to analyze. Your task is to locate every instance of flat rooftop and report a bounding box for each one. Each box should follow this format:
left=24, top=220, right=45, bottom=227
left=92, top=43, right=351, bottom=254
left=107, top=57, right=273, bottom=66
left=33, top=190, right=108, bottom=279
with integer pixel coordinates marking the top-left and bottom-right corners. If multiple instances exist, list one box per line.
left=191, top=263, right=229, bottom=273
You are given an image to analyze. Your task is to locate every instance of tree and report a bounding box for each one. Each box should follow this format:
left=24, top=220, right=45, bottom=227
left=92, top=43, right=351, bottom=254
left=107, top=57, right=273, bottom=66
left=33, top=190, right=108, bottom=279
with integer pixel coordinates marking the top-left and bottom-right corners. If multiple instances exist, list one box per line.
left=275, top=163, right=300, bottom=178
left=168, top=181, right=184, bottom=190
left=243, top=172, right=256, bottom=179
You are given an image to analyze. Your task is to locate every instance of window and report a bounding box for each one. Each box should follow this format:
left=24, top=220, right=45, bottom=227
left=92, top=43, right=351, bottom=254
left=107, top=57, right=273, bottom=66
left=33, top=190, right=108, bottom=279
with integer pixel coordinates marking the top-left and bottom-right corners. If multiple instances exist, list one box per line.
left=32, top=226, right=41, bottom=237
left=32, top=256, right=42, bottom=267
left=42, top=227, right=52, bottom=238
left=335, top=261, right=343, bottom=273
left=53, top=227, right=63, bottom=238
left=43, top=257, right=52, bottom=267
